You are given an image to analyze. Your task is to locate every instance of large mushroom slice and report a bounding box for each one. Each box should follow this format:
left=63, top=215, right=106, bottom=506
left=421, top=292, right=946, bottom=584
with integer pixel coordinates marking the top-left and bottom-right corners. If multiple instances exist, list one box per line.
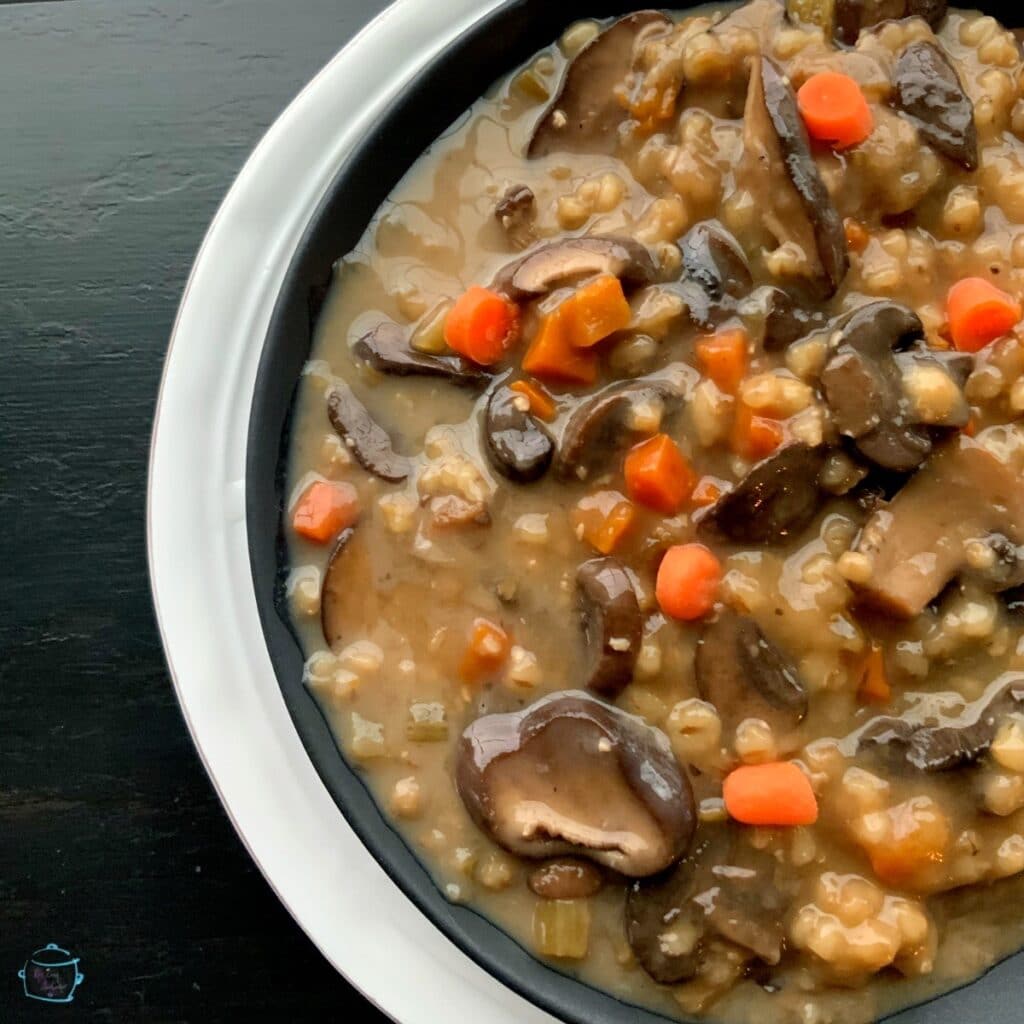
left=893, top=40, right=978, bottom=171
left=456, top=690, right=696, bottom=877
left=787, top=0, right=947, bottom=45
left=679, top=221, right=754, bottom=328
left=741, top=55, right=848, bottom=298
left=483, top=383, right=555, bottom=483
left=327, top=382, right=411, bottom=483
left=528, top=11, right=673, bottom=158
left=696, top=609, right=808, bottom=735
left=352, top=321, right=488, bottom=388
left=697, top=443, right=827, bottom=545
left=321, top=528, right=377, bottom=648
left=577, top=558, right=642, bottom=698
left=493, top=235, right=659, bottom=302
left=852, top=437, right=1024, bottom=618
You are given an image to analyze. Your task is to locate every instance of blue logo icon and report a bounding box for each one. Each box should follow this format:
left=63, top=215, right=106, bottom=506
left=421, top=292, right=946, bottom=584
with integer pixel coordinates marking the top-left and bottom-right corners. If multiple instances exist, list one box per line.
left=18, top=944, right=85, bottom=1003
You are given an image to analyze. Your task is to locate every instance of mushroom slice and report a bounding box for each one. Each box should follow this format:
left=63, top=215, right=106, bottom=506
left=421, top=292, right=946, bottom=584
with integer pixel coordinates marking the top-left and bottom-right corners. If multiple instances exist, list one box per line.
left=852, top=437, right=1024, bottom=617
left=484, top=383, right=555, bottom=483
left=893, top=40, right=977, bottom=171
left=321, top=527, right=375, bottom=648
left=697, top=443, right=827, bottom=546
left=528, top=858, right=605, bottom=900
left=493, top=235, right=659, bottom=301
left=680, top=222, right=753, bottom=327
left=495, top=184, right=536, bottom=250
left=352, top=321, right=487, bottom=388
left=758, top=284, right=828, bottom=352
left=577, top=558, right=642, bottom=698
left=528, top=11, right=673, bottom=158
left=696, top=609, right=808, bottom=734
left=741, top=55, right=848, bottom=298
left=788, top=0, right=947, bottom=44
left=555, top=364, right=694, bottom=481
left=326, top=382, right=411, bottom=483
left=456, top=690, right=696, bottom=877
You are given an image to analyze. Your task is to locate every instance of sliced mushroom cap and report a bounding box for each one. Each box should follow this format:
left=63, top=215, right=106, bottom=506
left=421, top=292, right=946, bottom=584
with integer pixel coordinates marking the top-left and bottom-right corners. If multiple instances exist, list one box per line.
left=554, top=364, right=695, bottom=481
left=528, top=11, right=673, bottom=158
left=483, top=383, right=555, bottom=483
left=495, top=184, right=536, bottom=250
left=327, top=382, right=411, bottom=483
left=352, top=320, right=488, bottom=388
left=858, top=673, right=1024, bottom=770
left=852, top=437, right=1024, bottom=617
left=831, top=0, right=947, bottom=44
left=696, top=609, right=808, bottom=734
left=493, top=235, right=659, bottom=301
left=697, top=443, right=827, bottom=545
left=577, top=557, right=642, bottom=698
left=681, top=221, right=753, bottom=310
left=321, top=527, right=374, bottom=647
left=528, top=858, right=605, bottom=900
left=893, top=40, right=977, bottom=171
left=741, top=55, right=848, bottom=298
left=759, top=285, right=828, bottom=352
left=456, top=690, right=696, bottom=877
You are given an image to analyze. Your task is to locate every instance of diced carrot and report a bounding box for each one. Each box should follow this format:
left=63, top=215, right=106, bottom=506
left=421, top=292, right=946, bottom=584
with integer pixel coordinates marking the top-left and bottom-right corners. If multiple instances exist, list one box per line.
left=460, top=618, right=510, bottom=683
left=963, top=415, right=978, bottom=437
left=864, top=797, right=951, bottom=890
left=655, top=543, right=722, bottom=621
left=522, top=308, right=599, bottom=385
left=572, top=491, right=636, bottom=555
left=723, top=762, right=819, bottom=827
left=624, top=434, right=696, bottom=515
left=444, top=286, right=520, bottom=365
left=856, top=643, right=891, bottom=704
left=691, top=476, right=725, bottom=507
left=797, top=71, right=874, bottom=149
left=560, top=274, right=632, bottom=348
left=844, top=217, right=870, bottom=254
left=731, top=402, right=784, bottom=461
left=291, top=480, right=359, bottom=543
left=510, top=379, right=557, bottom=421
left=947, top=277, right=1022, bottom=352
left=695, top=329, right=748, bottom=395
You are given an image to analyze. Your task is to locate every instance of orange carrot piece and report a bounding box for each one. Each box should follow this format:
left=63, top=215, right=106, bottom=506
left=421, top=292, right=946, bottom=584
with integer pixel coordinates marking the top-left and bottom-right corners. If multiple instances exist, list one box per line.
left=857, top=644, right=891, bottom=704
left=291, top=480, right=359, bottom=543
left=844, top=217, right=870, bottom=254
left=444, top=286, right=519, bottom=365
left=459, top=618, right=510, bottom=683
left=522, top=308, right=598, bottom=385
left=797, top=71, right=874, bottom=149
left=731, top=402, right=784, bottom=460
left=723, top=762, right=819, bottom=826
left=572, top=491, right=636, bottom=555
left=510, top=379, right=557, bottom=421
left=691, top=476, right=725, bottom=507
left=695, top=329, right=748, bottom=395
left=624, top=434, right=696, bottom=515
left=560, top=274, right=632, bottom=348
left=655, top=543, right=722, bottom=621
left=947, top=277, right=1022, bottom=352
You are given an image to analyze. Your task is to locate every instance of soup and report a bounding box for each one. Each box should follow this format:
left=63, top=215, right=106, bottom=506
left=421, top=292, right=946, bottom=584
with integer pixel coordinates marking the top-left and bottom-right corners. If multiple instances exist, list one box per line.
left=283, top=2, right=1024, bottom=1020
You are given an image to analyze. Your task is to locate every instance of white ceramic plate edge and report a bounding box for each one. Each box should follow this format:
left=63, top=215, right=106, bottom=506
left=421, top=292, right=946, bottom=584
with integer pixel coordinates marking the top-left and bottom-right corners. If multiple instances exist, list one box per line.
left=147, top=1, right=557, bottom=1020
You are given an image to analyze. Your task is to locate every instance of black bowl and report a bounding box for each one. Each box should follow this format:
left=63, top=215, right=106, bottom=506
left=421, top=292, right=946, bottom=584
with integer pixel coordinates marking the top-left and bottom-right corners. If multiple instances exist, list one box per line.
left=246, top=2, right=1024, bottom=1021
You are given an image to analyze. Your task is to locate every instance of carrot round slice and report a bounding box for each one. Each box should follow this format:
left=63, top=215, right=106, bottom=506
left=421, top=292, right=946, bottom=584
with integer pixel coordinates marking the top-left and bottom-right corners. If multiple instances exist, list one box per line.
left=655, top=543, right=722, bottom=621
left=797, top=72, right=874, bottom=149
left=947, top=277, right=1022, bottom=352
left=723, top=762, right=818, bottom=826
left=444, top=286, right=519, bottom=365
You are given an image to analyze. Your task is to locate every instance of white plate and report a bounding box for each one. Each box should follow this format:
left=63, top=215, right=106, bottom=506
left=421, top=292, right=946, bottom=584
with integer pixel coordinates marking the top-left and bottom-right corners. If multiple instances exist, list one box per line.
left=147, top=1, right=558, bottom=1019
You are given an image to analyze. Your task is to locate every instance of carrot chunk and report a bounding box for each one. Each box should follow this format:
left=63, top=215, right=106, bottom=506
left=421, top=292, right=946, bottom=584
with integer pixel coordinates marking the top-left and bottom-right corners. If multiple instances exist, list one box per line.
left=291, top=480, right=359, bottom=543
left=797, top=71, right=874, bottom=149
left=460, top=618, right=510, bottom=683
left=695, top=329, right=748, bottom=395
left=655, top=543, right=722, bottom=621
left=572, top=491, right=636, bottom=555
left=731, top=402, right=784, bottom=460
left=522, top=308, right=599, bottom=385
left=856, top=643, right=891, bottom=704
left=947, top=277, right=1022, bottom=352
left=691, top=476, right=725, bottom=507
left=560, top=274, right=632, bottom=348
left=624, top=434, right=696, bottom=515
left=510, top=379, right=557, bottom=421
left=444, top=286, right=519, bottom=365
left=723, top=762, right=819, bottom=827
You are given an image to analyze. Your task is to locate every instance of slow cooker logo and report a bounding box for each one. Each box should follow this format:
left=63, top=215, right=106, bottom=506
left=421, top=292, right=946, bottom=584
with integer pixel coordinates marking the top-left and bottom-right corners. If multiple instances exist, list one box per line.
left=18, top=943, right=85, bottom=1003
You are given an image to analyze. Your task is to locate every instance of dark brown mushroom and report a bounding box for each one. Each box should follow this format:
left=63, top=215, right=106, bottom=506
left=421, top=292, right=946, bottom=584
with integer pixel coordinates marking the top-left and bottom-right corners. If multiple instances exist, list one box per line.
left=858, top=673, right=1024, bottom=771
left=456, top=690, right=695, bottom=877
left=758, top=284, right=828, bottom=352
left=851, top=438, right=1024, bottom=617
left=696, top=609, right=808, bottom=735
left=495, top=184, right=536, bottom=250
left=352, top=320, right=488, bottom=388
left=696, top=443, right=827, bottom=546
left=554, top=365, right=693, bottom=481
left=577, top=558, right=642, bottom=698
left=493, top=234, right=659, bottom=301
left=679, top=222, right=753, bottom=327
left=321, top=527, right=374, bottom=648
left=528, top=11, right=673, bottom=158
left=528, top=858, right=605, bottom=900
left=326, top=382, right=411, bottom=483
left=483, top=383, right=555, bottom=483
left=741, top=55, right=848, bottom=298
left=893, top=40, right=977, bottom=171
left=831, top=0, right=947, bottom=45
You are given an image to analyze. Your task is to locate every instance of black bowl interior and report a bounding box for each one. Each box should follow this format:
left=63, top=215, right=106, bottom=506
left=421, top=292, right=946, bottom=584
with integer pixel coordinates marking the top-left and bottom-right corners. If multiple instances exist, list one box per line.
left=246, top=2, right=1024, bottom=1021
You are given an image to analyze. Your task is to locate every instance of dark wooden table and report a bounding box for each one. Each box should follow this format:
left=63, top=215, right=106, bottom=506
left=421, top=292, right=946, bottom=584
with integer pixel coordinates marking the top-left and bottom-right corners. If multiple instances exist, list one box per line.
left=1, top=2, right=391, bottom=1019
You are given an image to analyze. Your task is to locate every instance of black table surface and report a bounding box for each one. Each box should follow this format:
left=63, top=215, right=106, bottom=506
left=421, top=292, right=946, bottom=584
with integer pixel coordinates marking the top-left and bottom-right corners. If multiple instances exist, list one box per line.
left=2, top=2, right=393, bottom=1020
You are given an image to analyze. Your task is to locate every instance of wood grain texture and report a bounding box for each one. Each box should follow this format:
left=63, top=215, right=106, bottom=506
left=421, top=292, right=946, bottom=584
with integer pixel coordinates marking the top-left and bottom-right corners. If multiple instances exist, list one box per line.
left=0, top=1, right=390, bottom=1019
